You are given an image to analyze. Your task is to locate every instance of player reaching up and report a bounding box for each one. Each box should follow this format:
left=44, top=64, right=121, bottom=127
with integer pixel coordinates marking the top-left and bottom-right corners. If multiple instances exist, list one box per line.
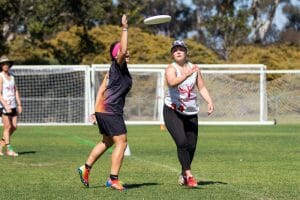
left=77, top=14, right=131, bottom=190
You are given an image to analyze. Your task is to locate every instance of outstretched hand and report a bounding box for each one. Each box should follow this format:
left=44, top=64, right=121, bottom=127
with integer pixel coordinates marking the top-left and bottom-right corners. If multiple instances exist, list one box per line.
left=88, top=113, right=97, bottom=124
left=207, top=103, right=214, bottom=115
left=183, top=65, right=198, bottom=77
left=122, top=14, right=128, bottom=29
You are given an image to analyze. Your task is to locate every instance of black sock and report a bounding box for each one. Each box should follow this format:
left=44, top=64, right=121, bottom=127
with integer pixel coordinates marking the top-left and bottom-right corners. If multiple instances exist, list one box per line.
left=85, top=163, right=92, bottom=170
left=110, top=174, right=118, bottom=181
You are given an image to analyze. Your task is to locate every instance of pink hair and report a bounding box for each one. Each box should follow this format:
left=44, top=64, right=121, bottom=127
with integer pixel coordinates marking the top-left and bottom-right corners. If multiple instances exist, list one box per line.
left=111, top=43, right=121, bottom=58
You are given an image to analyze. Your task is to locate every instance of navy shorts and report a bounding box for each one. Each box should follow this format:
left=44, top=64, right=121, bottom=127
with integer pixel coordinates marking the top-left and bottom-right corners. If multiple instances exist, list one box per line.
left=0, top=108, right=18, bottom=117
left=95, top=112, right=127, bottom=136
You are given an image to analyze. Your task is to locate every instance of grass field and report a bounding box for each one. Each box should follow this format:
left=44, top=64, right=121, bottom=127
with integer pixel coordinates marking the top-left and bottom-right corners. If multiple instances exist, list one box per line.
left=0, top=125, right=299, bottom=200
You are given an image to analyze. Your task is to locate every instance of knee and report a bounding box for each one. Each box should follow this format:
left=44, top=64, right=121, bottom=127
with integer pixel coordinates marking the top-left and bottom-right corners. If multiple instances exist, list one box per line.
left=11, top=126, right=17, bottom=132
left=102, top=139, right=114, bottom=148
left=4, top=124, right=12, bottom=131
left=118, top=141, right=127, bottom=150
left=176, top=140, right=189, bottom=150
left=114, top=140, right=127, bottom=151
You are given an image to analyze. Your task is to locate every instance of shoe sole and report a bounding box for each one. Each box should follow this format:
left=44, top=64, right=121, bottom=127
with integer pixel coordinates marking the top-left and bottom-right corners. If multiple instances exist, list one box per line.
left=110, top=185, right=126, bottom=190
left=77, top=168, right=89, bottom=187
left=187, top=183, right=198, bottom=188
left=6, top=154, right=19, bottom=157
left=106, top=180, right=125, bottom=190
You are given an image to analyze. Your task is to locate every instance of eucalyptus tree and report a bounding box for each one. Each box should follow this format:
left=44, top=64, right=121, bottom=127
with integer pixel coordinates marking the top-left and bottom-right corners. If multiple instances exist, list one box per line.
left=280, top=2, right=300, bottom=44
left=192, top=0, right=251, bottom=59
left=251, top=0, right=280, bottom=43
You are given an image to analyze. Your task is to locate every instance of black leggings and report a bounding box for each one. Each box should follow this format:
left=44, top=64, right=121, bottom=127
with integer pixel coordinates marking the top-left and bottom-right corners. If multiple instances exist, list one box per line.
left=163, top=105, right=198, bottom=172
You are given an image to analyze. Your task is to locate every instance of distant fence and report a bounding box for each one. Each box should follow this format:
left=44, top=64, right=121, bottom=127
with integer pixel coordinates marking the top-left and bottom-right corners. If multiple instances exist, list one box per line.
left=6, top=64, right=299, bottom=125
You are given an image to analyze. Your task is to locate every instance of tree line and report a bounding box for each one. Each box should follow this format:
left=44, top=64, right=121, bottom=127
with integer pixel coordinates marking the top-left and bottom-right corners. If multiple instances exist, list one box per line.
left=0, top=0, right=299, bottom=62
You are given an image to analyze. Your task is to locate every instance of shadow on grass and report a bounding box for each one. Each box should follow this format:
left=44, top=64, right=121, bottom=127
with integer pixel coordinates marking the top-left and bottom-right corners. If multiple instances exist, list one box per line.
left=87, top=181, right=226, bottom=189
left=18, top=151, right=36, bottom=155
left=125, top=182, right=160, bottom=189
left=198, top=180, right=227, bottom=186
left=88, top=182, right=160, bottom=189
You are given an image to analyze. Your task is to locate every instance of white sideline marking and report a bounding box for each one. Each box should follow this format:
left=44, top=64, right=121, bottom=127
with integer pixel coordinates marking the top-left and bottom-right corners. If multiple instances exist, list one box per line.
left=73, top=135, right=272, bottom=199
left=130, top=155, right=179, bottom=173
left=13, top=161, right=56, bottom=167
left=131, top=155, right=272, bottom=200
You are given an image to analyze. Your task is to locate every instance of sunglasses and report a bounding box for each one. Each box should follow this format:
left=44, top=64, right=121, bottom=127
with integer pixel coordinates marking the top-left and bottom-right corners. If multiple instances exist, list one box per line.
left=1, top=62, right=11, bottom=66
left=171, top=46, right=187, bottom=53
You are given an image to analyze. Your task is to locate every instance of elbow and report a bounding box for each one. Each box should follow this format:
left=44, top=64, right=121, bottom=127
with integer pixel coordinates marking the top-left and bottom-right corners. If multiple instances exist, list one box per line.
left=120, top=47, right=127, bottom=55
left=168, top=82, right=178, bottom=87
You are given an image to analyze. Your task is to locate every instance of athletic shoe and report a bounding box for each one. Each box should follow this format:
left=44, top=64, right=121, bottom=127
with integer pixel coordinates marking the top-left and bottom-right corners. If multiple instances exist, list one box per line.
left=6, top=146, right=18, bottom=157
left=105, top=178, right=112, bottom=187
left=187, top=176, right=198, bottom=188
left=77, top=165, right=90, bottom=187
left=178, top=174, right=187, bottom=186
left=106, top=179, right=125, bottom=190
left=6, top=150, right=18, bottom=156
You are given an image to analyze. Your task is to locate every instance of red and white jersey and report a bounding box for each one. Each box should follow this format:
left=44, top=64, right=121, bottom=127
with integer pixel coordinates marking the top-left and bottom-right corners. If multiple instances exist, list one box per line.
left=165, top=62, right=199, bottom=115
left=0, top=72, right=17, bottom=109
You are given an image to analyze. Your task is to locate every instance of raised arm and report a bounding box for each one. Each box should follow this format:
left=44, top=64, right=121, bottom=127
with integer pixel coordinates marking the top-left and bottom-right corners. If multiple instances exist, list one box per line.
left=116, top=14, right=128, bottom=65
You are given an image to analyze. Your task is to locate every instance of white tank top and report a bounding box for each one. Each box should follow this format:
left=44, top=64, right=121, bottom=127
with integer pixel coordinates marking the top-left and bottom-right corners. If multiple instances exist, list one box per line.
left=164, top=62, right=199, bottom=115
left=0, top=72, right=17, bottom=109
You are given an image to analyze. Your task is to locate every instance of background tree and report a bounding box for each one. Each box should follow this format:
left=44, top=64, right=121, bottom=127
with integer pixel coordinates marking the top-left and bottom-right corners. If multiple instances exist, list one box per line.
left=112, top=0, right=146, bottom=25
left=193, top=0, right=251, bottom=59
left=0, top=0, right=299, bottom=65
left=250, top=0, right=280, bottom=43
left=280, top=3, right=300, bottom=44
left=45, top=0, right=112, bottom=64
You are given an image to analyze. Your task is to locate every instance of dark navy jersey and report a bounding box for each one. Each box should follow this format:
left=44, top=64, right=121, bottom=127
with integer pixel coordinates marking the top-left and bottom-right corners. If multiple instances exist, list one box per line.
left=102, top=60, right=132, bottom=115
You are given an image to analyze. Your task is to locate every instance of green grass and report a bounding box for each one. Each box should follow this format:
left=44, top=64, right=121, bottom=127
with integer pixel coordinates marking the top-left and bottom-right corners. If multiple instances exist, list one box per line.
left=0, top=125, right=299, bottom=200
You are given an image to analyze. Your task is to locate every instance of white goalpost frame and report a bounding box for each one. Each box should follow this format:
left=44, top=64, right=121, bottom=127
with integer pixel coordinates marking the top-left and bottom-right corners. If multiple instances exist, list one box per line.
left=11, top=65, right=91, bottom=126
left=196, top=64, right=272, bottom=125
left=8, top=64, right=298, bottom=126
left=265, top=69, right=300, bottom=124
left=92, top=64, right=275, bottom=125
left=91, top=64, right=165, bottom=126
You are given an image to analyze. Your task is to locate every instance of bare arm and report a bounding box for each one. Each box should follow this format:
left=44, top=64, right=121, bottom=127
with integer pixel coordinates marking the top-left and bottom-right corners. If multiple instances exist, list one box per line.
left=196, top=67, right=214, bottom=115
left=0, top=77, right=11, bottom=113
left=165, top=64, right=198, bottom=87
left=116, top=14, right=128, bottom=65
left=15, top=85, right=22, bottom=114
left=94, top=73, right=109, bottom=113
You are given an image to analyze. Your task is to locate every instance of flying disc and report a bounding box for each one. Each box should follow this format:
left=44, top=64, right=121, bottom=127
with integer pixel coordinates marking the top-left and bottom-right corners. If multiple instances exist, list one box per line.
left=144, top=15, right=171, bottom=25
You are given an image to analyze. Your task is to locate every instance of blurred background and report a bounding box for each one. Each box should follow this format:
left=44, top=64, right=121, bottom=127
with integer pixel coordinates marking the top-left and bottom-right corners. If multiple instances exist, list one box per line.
left=1, top=0, right=299, bottom=125
left=0, top=0, right=299, bottom=68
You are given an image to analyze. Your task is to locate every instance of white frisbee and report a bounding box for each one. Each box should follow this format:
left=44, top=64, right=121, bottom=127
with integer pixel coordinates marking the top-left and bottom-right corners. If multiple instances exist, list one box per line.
left=144, top=15, right=171, bottom=25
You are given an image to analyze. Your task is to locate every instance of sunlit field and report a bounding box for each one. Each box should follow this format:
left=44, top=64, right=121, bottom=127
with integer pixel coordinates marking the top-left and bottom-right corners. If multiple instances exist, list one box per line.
left=1, top=125, right=299, bottom=199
